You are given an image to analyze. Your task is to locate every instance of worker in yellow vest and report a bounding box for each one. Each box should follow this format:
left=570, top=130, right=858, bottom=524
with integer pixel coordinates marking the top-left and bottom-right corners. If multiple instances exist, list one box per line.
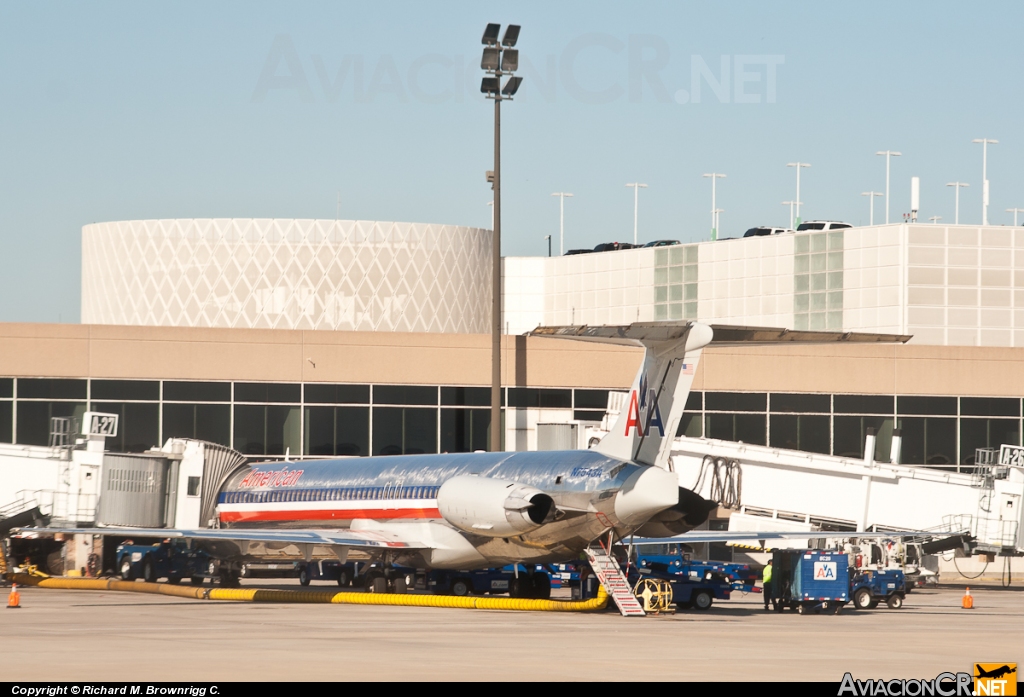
left=762, top=559, right=773, bottom=611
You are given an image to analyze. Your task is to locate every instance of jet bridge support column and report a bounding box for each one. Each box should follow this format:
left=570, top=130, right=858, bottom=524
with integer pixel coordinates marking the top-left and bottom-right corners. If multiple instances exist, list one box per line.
left=859, top=428, right=877, bottom=531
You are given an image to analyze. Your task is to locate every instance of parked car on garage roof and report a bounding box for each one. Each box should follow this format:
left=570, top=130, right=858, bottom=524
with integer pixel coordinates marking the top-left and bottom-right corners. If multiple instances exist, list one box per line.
left=742, top=227, right=795, bottom=237
left=796, top=221, right=852, bottom=231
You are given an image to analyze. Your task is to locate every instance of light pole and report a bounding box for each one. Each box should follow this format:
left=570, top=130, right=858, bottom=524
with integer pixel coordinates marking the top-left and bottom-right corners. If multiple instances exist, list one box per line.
left=946, top=182, right=969, bottom=224
left=481, top=22, right=522, bottom=453
left=712, top=209, right=724, bottom=237
left=972, top=138, right=998, bottom=225
left=550, top=192, right=573, bottom=255
left=861, top=191, right=883, bottom=226
left=544, top=235, right=551, bottom=257
left=787, top=163, right=811, bottom=226
left=702, top=173, right=726, bottom=240
left=928, top=216, right=942, bottom=225
left=625, top=183, right=647, bottom=245
left=1008, top=208, right=1024, bottom=227
left=875, top=150, right=901, bottom=224
left=781, top=200, right=798, bottom=229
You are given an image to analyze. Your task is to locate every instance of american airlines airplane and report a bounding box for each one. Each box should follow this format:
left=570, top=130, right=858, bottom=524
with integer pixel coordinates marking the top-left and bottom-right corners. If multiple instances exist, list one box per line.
left=24, top=321, right=908, bottom=592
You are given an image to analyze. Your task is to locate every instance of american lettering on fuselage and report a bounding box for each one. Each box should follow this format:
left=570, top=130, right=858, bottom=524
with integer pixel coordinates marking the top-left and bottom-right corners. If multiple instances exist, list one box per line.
left=20, top=322, right=911, bottom=585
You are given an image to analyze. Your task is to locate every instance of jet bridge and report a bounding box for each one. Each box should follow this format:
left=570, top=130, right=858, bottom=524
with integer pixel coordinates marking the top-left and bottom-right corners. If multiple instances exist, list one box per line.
left=669, top=435, right=1024, bottom=556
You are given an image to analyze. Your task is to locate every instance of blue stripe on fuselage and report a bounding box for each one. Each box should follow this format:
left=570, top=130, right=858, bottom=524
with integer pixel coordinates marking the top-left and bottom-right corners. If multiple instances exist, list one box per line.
left=219, top=449, right=634, bottom=501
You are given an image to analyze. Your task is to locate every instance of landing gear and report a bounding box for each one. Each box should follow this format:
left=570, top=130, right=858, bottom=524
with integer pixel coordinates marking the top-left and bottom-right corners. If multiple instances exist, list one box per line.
left=298, top=566, right=311, bottom=586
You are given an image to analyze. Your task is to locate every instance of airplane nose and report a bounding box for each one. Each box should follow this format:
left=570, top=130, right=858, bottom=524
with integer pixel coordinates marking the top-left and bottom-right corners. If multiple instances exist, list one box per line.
left=614, top=466, right=679, bottom=526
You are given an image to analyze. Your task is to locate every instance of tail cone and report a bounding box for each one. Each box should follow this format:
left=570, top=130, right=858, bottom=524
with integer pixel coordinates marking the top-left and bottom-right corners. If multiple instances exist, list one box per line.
left=961, top=586, right=974, bottom=610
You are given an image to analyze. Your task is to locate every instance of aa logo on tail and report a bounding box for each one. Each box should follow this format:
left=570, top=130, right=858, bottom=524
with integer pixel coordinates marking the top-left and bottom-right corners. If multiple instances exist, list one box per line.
left=624, top=373, right=665, bottom=437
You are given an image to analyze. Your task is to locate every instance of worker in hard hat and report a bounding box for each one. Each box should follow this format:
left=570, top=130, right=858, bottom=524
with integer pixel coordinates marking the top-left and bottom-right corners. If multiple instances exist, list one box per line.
left=762, top=559, right=773, bottom=611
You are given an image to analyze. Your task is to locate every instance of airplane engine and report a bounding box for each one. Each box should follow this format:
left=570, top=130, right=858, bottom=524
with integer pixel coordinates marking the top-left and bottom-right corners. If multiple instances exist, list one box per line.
left=631, top=486, right=718, bottom=537
left=437, top=475, right=556, bottom=538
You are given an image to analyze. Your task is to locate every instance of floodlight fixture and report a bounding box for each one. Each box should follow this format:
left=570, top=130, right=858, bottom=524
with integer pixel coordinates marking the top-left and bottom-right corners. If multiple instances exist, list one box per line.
left=480, top=77, right=500, bottom=95
left=482, top=23, right=501, bottom=46
left=946, top=181, right=969, bottom=224
left=972, top=138, right=998, bottom=225
left=501, top=24, right=521, bottom=47
left=501, top=48, right=519, bottom=72
left=481, top=47, right=501, bottom=72
left=480, top=22, right=524, bottom=452
left=787, top=162, right=811, bottom=225
left=501, top=76, right=523, bottom=97
left=875, top=151, right=901, bottom=224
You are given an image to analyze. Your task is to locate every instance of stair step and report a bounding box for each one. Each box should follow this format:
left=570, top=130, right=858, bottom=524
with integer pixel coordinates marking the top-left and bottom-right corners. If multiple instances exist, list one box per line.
left=586, top=549, right=645, bottom=617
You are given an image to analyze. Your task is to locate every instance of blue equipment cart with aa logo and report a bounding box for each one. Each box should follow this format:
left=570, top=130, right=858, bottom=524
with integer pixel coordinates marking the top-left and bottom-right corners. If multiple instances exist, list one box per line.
left=768, top=550, right=850, bottom=615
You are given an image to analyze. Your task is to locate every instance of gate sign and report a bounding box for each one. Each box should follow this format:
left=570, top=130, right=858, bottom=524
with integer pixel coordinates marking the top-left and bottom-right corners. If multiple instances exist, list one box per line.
left=813, top=561, right=837, bottom=580
left=84, top=411, right=119, bottom=438
left=999, top=444, right=1024, bottom=467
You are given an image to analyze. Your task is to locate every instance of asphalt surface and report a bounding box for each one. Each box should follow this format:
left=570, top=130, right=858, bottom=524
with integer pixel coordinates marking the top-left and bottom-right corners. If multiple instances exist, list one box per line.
left=3, top=581, right=1022, bottom=681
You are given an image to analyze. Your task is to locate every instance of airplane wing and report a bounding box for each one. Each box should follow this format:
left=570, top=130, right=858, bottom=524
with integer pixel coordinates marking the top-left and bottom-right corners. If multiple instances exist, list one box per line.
left=631, top=530, right=958, bottom=545
left=11, top=526, right=428, bottom=550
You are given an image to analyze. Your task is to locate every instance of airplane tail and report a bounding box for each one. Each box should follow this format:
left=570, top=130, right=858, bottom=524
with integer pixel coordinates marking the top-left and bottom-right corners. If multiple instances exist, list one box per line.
left=529, top=321, right=912, bottom=470
left=531, top=322, right=714, bottom=469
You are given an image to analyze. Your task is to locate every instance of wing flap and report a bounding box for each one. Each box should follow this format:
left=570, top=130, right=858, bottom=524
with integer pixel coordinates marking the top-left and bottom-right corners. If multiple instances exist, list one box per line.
left=12, top=525, right=430, bottom=550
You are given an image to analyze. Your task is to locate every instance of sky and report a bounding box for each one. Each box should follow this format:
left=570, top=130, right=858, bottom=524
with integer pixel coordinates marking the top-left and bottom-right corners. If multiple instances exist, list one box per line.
left=2, top=1, right=1023, bottom=323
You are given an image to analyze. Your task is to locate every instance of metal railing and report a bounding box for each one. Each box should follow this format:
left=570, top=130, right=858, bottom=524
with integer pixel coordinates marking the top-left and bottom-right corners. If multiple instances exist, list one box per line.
left=7, top=489, right=97, bottom=526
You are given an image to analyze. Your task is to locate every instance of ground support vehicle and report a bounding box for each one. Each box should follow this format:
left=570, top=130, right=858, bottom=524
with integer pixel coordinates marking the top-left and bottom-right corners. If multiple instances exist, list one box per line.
left=850, top=568, right=906, bottom=610
left=626, top=563, right=733, bottom=610
left=293, top=560, right=416, bottom=592
left=767, top=550, right=850, bottom=614
left=116, top=539, right=213, bottom=586
left=427, top=564, right=553, bottom=598
left=634, top=552, right=760, bottom=593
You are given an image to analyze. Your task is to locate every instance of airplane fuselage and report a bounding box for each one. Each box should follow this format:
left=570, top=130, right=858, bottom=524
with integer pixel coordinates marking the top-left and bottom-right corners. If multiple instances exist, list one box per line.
left=215, top=449, right=678, bottom=569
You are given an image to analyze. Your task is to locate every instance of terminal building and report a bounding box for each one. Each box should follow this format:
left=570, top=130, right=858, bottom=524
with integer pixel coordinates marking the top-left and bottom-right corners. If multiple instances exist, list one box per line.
left=0, top=216, right=1015, bottom=466
left=2, top=216, right=1023, bottom=575
left=0, top=216, right=1022, bottom=468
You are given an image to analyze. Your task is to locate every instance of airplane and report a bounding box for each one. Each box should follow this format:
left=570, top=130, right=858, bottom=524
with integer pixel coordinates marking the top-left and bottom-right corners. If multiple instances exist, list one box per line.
left=15, top=321, right=911, bottom=595
left=975, top=665, right=1016, bottom=680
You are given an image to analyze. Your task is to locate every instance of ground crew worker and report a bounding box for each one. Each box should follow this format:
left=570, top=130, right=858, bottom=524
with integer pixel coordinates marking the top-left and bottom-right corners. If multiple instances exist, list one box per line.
left=762, top=559, right=773, bottom=611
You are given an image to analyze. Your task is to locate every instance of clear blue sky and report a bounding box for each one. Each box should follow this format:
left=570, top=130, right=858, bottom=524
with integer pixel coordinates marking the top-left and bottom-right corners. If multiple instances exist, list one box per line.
left=2, top=1, right=1022, bottom=322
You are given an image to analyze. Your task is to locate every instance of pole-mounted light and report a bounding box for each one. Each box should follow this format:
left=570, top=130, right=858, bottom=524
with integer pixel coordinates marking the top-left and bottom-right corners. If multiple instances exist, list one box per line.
left=481, top=23, right=523, bottom=453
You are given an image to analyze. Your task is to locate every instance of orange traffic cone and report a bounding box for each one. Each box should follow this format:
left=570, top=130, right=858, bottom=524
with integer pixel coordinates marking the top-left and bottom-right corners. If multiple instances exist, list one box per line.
left=6, top=583, right=20, bottom=609
left=962, top=586, right=974, bottom=609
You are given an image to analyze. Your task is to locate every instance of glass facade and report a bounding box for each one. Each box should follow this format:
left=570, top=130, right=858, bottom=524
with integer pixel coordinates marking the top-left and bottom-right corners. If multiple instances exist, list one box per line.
left=675, top=391, right=1023, bottom=470
left=0, top=378, right=593, bottom=460
left=1, top=377, right=1022, bottom=470
left=654, top=244, right=699, bottom=321
left=794, top=230, right=844, bottom=331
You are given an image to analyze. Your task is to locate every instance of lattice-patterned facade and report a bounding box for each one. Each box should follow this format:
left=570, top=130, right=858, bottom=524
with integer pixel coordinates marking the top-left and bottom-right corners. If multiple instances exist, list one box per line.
left=82, top=219, right=492, bottom=333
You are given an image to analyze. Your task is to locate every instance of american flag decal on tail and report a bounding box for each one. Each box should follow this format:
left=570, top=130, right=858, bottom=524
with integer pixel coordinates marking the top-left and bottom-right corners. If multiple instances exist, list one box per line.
left=681, top=363, right=695, bottom=376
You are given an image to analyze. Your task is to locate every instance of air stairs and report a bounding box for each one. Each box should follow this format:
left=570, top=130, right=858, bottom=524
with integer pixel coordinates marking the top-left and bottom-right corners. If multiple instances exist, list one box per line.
left=585, top=547, right=645, bottom=616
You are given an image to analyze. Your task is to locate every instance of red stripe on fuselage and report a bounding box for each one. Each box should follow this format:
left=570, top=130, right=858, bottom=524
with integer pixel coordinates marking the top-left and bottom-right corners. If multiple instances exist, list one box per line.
left=218, top=507, right=442, bottom=523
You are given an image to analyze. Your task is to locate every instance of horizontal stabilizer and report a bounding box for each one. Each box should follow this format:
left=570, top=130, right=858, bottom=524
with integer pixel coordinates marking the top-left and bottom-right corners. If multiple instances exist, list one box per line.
left=530, top=322, right=911, bottom=347
left=528, top=322, right=910, bottom=469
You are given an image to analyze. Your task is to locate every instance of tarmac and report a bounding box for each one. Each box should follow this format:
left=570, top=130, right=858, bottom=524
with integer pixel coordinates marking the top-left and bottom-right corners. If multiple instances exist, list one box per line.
left=2, top=580, right=1022, bottom=682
